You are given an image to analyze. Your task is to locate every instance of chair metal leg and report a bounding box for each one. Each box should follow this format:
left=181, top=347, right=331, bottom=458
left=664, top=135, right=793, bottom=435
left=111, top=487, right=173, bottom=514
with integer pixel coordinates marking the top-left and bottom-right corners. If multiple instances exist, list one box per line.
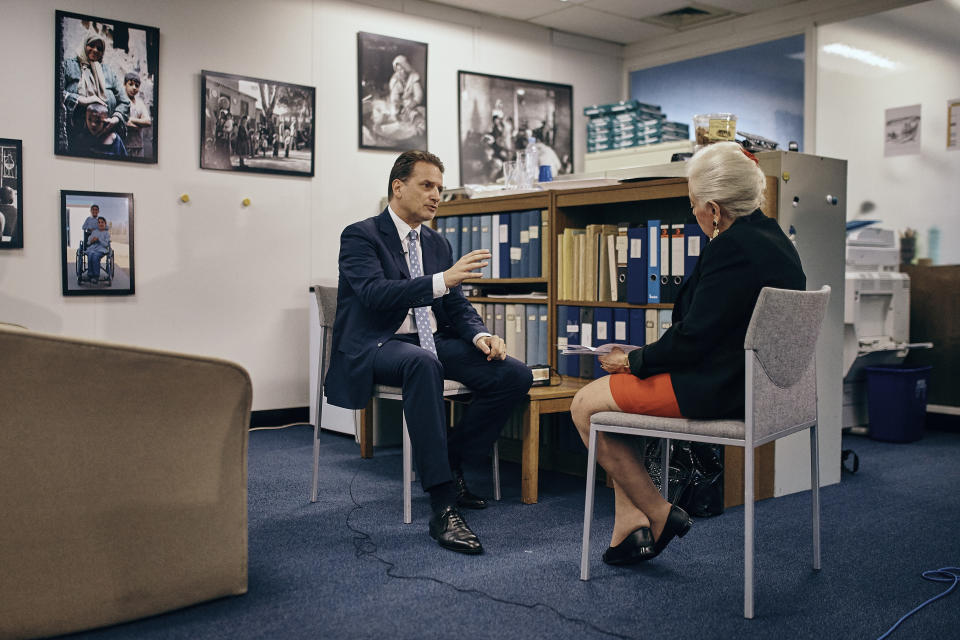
left=810, top=424, right=821, bottom=571
left=311, top=330, right=328, bottom=503
left=580, top=426, right=599, bottom=581
left=744, top=445, right=755, bottom=619
left=310, top=388, right=324, bottom=503
left=310, top=424, right=321, bottom=503
left=660, top=438, right=670, bottom=500
left=492, top=440, right=501, bottom=501
left=402, top=416, right=412, bottom=524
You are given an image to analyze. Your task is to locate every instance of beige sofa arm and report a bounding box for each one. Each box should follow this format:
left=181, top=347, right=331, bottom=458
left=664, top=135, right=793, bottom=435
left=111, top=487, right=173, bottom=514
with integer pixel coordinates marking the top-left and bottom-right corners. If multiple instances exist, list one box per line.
left=0, top=327, right=253, bottom=640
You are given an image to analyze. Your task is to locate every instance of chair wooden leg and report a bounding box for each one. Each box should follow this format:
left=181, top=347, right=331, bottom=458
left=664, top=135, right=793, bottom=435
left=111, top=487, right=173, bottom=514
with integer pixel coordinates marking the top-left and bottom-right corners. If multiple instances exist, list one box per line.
left=402, top=416, right=412, bottom=524
left=744, top=445, right=755, bottom=619
left=492, top=440, right=501, bottom=501
left=580, top=426, right=599, bottom=581
left=359, top=402, right=373, bottom=459
left=811, top=424, right=821, bottom=571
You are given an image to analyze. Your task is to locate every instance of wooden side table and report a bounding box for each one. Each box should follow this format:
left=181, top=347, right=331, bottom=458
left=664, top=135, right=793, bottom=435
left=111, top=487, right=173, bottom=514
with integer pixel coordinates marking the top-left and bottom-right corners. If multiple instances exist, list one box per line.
left=519, top=378, right=591, bottom=504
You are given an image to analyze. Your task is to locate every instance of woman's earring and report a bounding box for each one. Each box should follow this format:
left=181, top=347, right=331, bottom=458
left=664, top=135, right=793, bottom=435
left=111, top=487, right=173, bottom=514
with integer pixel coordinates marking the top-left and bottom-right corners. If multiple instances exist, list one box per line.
left=712, top=215, right=719, bottom=239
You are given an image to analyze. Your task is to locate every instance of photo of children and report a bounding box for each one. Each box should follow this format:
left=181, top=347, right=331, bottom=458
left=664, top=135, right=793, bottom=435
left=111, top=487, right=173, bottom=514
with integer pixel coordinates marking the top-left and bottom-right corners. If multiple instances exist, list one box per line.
left=55, top=10, right=158, bottom=163
left=61, top=191, right=135, bottom=296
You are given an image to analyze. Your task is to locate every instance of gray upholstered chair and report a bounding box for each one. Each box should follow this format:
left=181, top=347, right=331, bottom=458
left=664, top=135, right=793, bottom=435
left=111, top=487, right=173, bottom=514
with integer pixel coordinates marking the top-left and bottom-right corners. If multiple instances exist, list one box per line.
left=310, top=286, right=500, bottom=523
left=580, top=285, right=830, bottom=619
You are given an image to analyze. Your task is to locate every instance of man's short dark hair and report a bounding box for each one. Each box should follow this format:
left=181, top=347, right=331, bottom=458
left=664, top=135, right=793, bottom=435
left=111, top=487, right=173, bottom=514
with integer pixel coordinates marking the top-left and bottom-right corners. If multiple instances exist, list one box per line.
left=387, top=150, right=444, bottom=200
left=0, top=186, right=14, bottom=205
left=124, top=71, right=141, bottom=84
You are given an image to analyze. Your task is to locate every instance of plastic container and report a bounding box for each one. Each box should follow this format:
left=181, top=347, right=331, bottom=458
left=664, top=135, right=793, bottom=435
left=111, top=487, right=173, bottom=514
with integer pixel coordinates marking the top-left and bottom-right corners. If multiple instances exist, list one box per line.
left=865, top=365, right=932, bottom=442
left=693, top=113, right=737, bottom=148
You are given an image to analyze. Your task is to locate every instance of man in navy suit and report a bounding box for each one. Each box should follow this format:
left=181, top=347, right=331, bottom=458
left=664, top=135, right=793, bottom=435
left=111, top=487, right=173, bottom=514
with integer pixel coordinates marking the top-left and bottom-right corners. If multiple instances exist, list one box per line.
left=326, top=150, right=532, bottom=554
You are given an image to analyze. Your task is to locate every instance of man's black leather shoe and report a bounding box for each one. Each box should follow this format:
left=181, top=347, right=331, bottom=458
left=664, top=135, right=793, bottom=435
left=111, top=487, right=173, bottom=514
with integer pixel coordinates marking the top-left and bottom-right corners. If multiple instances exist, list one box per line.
left=429, top=506, right=483, bottom=555
left=454, top=468, right=487, bottom=509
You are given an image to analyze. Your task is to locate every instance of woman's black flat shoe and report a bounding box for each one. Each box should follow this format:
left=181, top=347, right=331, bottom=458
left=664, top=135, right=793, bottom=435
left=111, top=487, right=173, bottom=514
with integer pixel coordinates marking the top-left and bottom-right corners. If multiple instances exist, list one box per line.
left=650, top=505, right=692, bottom=559
left=602, top=527, right=655, bottom=566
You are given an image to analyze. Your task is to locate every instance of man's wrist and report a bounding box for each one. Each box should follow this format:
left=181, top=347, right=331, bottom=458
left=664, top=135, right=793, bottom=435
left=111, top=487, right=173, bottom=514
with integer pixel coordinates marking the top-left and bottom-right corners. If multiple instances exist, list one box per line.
left=432, top=272, right=449, bottom=297
left=472, top=332, right=492, bottom=347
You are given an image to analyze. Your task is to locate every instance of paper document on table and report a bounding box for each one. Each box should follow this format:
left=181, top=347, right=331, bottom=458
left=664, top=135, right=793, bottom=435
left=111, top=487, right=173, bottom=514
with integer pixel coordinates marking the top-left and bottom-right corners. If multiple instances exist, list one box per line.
left=560, top=343, right=641, bottom=355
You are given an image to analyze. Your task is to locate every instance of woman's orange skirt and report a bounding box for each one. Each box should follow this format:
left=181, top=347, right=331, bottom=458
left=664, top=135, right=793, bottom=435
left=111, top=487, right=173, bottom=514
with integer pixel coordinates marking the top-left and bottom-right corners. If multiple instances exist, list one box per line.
left=608, top=372, right=683, bottom=418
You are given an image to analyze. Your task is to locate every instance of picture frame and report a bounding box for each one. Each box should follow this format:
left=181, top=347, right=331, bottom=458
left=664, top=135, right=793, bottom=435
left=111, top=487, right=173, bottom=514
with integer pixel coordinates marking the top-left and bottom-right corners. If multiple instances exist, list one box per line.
left=357, top=32, right=428, bottom=151
left=200, top=70, right=316, bottom=177
left=458, top=71, right=573, bottom=186
left=61, top=190, right=135, bottom=296
left=1, top=138, right=23, bottom=249
left=54, top=10, right=159, bottom=163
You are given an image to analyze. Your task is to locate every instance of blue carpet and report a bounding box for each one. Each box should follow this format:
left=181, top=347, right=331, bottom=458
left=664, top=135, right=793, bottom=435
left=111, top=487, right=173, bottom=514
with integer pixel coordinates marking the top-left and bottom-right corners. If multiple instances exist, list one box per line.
left=59, top=425, right=960, bottom=640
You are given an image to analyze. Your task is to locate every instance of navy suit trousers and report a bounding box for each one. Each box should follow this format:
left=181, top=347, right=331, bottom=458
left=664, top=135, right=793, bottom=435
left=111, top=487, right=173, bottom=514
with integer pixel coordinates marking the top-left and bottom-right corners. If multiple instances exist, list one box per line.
left=372, top=332, right=532, bottom=491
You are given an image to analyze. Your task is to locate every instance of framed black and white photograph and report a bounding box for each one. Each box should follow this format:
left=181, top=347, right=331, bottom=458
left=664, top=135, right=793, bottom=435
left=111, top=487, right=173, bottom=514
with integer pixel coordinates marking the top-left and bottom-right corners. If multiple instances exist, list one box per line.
left=458, top=71, right=573, bottom=186
left=357, top=32, right=427, bottom=151
left=1, top=138, right=23, bottom=249
left=55, top=10, right=159, bottom=163
left=61, top=190, right=135, bottom=296
left=200, top=70, right=315, bottom=177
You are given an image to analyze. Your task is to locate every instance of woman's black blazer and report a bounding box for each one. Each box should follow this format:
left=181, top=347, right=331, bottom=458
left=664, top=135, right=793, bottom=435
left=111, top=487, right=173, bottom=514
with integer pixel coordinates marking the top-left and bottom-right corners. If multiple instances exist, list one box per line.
left=628, top=210, right=805, bottom=419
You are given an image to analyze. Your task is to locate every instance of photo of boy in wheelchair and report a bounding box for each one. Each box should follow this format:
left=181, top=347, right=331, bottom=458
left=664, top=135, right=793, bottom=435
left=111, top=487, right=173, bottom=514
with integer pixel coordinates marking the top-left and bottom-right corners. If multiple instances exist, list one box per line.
left=76, top=215, right=115, bottom=285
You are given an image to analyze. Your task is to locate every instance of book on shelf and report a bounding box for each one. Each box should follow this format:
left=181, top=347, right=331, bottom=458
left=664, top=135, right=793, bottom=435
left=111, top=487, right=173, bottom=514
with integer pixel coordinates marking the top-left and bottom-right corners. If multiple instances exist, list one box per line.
left=540, top=211, right=549, bottom=278
left=597, top=224, right=617, bottom=302
left=480, top=215, right=492, bottom=279
left=510, top=214, right=522, bottom=276
left=575, top=231, right=586, bottom=300
left=525, top=304, right=539, bottom=366
left=497, top=215, right=510, bottom=279
left=615, top=223, right=629, bottom=302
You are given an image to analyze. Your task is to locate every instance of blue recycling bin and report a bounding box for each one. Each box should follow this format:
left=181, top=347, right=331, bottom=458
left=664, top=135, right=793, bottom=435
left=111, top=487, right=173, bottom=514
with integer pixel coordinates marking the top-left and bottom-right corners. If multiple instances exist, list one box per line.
left=865, top=365, right=932, bottom=443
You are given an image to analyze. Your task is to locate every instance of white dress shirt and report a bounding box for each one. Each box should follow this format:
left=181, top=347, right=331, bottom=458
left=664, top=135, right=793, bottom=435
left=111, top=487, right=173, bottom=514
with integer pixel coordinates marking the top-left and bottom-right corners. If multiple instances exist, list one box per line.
left=387, top=206, right=490, bottom=346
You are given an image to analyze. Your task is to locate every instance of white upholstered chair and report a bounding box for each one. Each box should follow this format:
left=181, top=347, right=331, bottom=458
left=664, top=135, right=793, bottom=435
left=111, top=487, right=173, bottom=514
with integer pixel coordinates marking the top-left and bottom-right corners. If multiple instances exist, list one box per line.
left=310, top=286, right=500, bottom=523
left=580, top=285, right=830, bottom=619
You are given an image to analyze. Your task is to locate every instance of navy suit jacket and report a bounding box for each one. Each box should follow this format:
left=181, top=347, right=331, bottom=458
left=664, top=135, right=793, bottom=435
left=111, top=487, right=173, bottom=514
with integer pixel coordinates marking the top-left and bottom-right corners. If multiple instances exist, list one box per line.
left=325, top=209, right=488, bottom=410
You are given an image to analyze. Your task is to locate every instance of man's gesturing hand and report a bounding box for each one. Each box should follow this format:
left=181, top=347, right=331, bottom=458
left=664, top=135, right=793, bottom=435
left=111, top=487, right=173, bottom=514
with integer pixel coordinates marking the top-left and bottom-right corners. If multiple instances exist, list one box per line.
left=443, top=249, right=490, bottom=288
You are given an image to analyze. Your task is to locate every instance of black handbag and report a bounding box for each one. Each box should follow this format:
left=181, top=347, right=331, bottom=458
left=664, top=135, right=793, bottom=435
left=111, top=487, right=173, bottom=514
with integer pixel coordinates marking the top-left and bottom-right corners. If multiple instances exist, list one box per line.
left=642, top=438, right=725, bottom=518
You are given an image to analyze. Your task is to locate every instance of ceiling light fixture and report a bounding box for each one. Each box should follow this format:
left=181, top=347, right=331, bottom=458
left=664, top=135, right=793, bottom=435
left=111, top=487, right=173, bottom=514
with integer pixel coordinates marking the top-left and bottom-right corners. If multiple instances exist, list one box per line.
left=822, top=43, right=898, bottom=69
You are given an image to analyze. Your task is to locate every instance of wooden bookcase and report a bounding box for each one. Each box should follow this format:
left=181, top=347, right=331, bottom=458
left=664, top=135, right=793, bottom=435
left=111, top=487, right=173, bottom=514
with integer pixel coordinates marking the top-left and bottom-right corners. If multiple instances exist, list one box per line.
left=435, top=177, right=780, bottom=507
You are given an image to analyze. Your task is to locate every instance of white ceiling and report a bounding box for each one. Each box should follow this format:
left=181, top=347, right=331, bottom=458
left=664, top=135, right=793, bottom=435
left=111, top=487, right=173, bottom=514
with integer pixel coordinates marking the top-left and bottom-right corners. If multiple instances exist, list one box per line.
left=425, top=0, right=806, bottom=45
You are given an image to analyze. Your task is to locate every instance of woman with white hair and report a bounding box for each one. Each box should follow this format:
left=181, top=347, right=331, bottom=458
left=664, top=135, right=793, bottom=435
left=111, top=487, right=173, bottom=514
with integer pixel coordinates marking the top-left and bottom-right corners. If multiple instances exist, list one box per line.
left=60, top=32, right=130, bottom=153
left=569, top=141, right=806, bottom=566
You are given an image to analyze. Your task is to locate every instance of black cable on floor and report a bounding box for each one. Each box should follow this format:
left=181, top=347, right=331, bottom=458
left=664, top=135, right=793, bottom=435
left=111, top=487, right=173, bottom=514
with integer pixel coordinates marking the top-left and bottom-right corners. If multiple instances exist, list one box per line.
left=344, top=468, right=636, bottom=640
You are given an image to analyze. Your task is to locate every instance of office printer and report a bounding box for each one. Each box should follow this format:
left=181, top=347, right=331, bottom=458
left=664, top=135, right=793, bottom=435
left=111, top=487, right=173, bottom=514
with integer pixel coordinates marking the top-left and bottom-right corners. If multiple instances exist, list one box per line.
left=842, top=225, right=912, bottom=431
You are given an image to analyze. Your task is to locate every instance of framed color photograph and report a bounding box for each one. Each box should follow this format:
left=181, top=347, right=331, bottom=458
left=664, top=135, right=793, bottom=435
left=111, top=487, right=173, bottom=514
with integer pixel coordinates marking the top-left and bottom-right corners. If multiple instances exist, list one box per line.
left=55, top=10, right=159, bottom=163
left=200, top=70, right=316, bottom=177
left=1, top=138, right=23, bottom=249
left=61, top=190, right=135, bottom=296
left=357, top=32, right=427, bottom=151
left=458, top=71, right=573, bottom=185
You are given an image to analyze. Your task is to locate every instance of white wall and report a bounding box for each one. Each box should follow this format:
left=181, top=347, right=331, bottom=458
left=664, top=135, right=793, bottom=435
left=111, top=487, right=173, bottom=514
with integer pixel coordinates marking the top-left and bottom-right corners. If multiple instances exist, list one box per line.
left=0, top=0, right=621, bottom=411
left=816, top=0, right=960, bottom=264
